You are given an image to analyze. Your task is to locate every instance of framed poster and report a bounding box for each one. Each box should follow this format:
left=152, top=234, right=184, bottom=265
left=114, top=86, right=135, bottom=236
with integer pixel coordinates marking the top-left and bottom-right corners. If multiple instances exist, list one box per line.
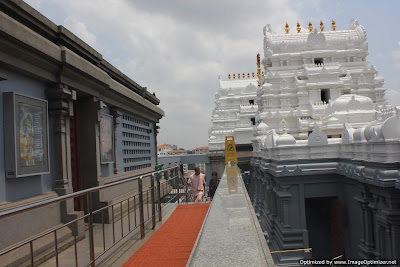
left=3, top=92, right=50, bottom=178
left=100, top=113, right=114, bottom=164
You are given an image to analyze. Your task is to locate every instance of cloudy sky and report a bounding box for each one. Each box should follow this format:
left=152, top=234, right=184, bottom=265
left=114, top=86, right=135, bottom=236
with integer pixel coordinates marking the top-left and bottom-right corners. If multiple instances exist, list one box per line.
left=26, top=0, right=400, bottom=149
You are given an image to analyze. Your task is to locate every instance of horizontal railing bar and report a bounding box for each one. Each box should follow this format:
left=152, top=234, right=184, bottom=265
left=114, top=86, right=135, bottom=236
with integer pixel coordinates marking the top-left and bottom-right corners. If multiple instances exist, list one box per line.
left=0, top=214, right=89, bottom=256
left=270, top=248, right=312, bottom=254
left=92, top=194, right=141, bottom=215
left=91, top=184, right=157, bottom=216
left=0, top=166, right=178, bottom=219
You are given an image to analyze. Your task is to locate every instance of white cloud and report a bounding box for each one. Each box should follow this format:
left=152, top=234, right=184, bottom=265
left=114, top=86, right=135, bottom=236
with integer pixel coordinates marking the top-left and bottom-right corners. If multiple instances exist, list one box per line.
left=393, top=50, right=400, bottom=69
left=385, top=89, right=400, bottom=107
left=63, top=16, right=96, bottom=47
left=24, top=0, right=300, bottom=149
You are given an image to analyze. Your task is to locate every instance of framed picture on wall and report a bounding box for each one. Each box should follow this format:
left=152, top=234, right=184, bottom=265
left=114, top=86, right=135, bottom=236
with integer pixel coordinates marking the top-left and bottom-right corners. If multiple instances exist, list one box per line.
left=100, top=113, right=114, bottom=164
left=3, top=92, right=50, bottom=178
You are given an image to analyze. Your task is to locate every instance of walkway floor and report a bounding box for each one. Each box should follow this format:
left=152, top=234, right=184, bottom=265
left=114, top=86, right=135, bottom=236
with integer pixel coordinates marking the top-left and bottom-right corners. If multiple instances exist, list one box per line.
left=123, top=203, right=210, bottom=267
left=38, top=202, right=179, bottom=267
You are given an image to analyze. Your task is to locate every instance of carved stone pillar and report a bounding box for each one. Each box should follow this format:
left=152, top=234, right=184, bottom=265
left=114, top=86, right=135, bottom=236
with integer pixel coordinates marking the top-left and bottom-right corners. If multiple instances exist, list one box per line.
left=271, top=185, right=277, bottom=218
left=391, top=222, right=400, bottom=261
left=266, top=181, right=272, bottom=215
left=110, top=108, right=122, bottom=174
left=280, top=185, right=292, bottom=229
left=46, top=84, right=84, bottom=238
left=360, top=202, right=367, bottom=245
left=46, top=84, right=76, bottom=195
left=365, top=201, right=377, bottom=251
left=386, top=226, right=392, bottom=259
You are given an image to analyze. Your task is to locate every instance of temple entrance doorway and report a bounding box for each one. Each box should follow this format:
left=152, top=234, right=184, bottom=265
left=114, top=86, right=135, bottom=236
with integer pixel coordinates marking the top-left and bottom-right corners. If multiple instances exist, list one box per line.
left=305, top=197, right=344, bottom=260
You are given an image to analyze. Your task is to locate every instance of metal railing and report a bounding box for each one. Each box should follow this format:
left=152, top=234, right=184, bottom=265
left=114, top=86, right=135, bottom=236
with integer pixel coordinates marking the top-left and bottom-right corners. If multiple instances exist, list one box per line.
left=0, top=165, right=189, bottom=267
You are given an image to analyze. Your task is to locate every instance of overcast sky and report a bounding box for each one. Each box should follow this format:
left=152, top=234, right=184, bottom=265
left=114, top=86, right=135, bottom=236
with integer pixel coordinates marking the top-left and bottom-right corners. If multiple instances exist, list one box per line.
left=26, top=0, right=400, bottom=150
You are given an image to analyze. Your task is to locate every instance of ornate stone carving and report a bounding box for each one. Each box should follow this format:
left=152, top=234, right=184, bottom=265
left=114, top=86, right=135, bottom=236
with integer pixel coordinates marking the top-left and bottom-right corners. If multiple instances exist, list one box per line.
left=308, top=124, right=328, bottom=146
left=307, top=28, right=326, bottom=48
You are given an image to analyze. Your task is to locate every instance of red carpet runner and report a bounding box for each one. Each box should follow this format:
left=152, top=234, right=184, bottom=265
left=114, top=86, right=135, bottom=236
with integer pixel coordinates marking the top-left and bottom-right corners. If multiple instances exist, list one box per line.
left=123, top=203, right=210, bottom=267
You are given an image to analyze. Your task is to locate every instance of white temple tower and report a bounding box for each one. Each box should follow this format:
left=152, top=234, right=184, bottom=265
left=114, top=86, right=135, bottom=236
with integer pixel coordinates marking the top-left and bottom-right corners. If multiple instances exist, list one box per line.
left=209, top=19, right=388, bottom=150
left=258, top=19, right=386, bottom=139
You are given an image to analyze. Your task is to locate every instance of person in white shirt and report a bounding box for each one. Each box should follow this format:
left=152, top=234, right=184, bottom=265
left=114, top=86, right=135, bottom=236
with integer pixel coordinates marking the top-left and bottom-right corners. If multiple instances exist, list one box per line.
left=187, top=167, right=205, bottom=202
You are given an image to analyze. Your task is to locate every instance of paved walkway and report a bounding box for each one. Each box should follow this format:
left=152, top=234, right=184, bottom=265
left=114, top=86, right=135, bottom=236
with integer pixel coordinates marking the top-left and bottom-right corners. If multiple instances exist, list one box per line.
left=123, top=203, right=210, bottom=267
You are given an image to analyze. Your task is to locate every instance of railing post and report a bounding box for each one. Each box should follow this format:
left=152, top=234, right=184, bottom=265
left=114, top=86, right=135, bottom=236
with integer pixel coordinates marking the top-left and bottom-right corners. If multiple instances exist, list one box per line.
left=157, top=172, right=162, bottom=222
left=138, top=177, right=145, bottom=238
left=151, top=174, right=156, bottom=229
left=86, top=193, right=95, bottom=267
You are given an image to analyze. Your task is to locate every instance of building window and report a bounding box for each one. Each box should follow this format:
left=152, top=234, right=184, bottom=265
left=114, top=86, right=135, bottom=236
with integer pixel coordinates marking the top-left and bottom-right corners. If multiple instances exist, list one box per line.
left=251, top=117, right=256, bottom=125
left=314, top=58, right=324, bottom=65
left=121, top=113, right=152, bottom=172
left=321, top=89, right=330, bottom=103
left=249, top=100, right=254, bottom=105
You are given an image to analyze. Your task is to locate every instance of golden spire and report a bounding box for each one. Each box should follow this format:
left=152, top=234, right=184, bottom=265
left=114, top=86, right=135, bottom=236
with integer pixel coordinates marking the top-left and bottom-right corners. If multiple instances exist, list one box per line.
left=332, top=19, right=336, bottom=31
left=252, top=72, right=255, bottom=78
left=247, top=73, right=250, bottom=78
left=242, top=73, right=245, bottom=79
left=228, top=73, right=231, bottom=79
left=297, top=21, right=301, bottom=33
left=285, top=22, right=289, bottom=34
left=256, top=53, right=261, bottom=82
left=320, top=19, right=324, bottom=31
left=238, top=73, right=240, bottom=79
left=233, top=73, right=235, bottom=79
left=308, top=20, right=313, bottom=32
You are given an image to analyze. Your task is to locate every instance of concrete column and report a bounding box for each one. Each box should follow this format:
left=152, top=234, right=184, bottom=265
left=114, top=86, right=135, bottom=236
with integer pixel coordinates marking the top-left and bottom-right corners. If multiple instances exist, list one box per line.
left=46, top=84, right=76, bottom=195
left=46, top=84, right=84, bottom=237
left=360, top=203, right=366, bottom=245
left=266, top=183, right=272, bottom=215
left=282, top=200, right=290, bottom=227
left=271, top=186, right=277, bottom=218
left=110, top=108, right=122, bottom=174
left=365, top=204, right=376, bottom=250
left=386, top=227, right=392, bottom=258
left=391, top=223, right=400, bottom=261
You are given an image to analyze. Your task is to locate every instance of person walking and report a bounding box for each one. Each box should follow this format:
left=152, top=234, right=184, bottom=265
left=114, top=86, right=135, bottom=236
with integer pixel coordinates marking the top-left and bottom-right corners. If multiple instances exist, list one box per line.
left=187, top=167, right=205, bottom=202
left=208, top=172, right=220, bottom=199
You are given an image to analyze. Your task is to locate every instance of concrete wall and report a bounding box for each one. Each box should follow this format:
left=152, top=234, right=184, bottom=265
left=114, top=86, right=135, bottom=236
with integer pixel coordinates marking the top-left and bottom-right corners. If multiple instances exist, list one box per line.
left=0, top=67, right=56, bottom=202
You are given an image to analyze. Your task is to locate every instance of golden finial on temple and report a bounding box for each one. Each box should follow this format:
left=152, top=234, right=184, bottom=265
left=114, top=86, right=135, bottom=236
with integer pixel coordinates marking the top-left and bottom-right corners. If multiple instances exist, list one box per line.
left=262, top=71, right=264, bottom=76
left=320, top=19, right=324, bottom=32
left=252, top=72, right=255, bottom=78
left=247, top=73, right=250, bottom=78
left=256, top=53, right=261, bottom=82
left=332, top=19, right=336, bottom=31
left=238, top=73, right=240, bottom=79
left=228, top=73, right=231, bottom=79
left=285, top=22, right=289, bottom=34
left=297, top=21, right=301, bottom=33
left=242, top=73, right=245, bottom=79
left=233, top=73, right=235, bottom=79
left=308, top=20, right=313, bottom=32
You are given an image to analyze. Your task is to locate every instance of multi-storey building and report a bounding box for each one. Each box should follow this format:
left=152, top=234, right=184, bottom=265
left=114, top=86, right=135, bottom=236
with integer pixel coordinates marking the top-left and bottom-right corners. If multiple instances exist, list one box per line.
left=157, top=144, right=173, bottom=156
